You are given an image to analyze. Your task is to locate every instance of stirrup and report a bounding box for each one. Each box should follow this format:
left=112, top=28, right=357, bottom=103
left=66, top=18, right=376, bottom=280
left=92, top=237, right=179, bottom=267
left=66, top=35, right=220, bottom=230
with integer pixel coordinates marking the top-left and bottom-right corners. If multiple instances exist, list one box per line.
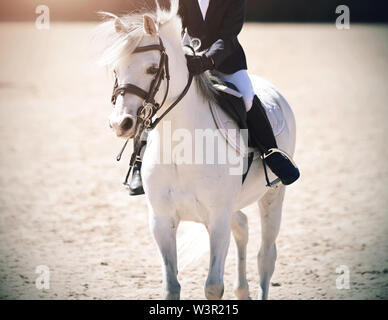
left=266, top=177, right=282, bottom=188
left=261, top=148, right=298, bottom=188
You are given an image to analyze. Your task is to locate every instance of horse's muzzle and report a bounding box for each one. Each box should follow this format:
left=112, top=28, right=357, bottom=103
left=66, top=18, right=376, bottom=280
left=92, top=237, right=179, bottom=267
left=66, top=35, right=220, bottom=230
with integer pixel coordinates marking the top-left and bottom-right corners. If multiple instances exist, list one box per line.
left=110, top=115, right=136, bottom=138
left=120, top=117, right=133, bottom=132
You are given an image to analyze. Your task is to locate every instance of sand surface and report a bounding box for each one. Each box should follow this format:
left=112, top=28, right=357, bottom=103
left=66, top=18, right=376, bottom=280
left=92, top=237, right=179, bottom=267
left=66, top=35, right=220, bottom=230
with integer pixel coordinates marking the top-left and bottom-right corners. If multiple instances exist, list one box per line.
left=0, top=22, right=387, bottom=300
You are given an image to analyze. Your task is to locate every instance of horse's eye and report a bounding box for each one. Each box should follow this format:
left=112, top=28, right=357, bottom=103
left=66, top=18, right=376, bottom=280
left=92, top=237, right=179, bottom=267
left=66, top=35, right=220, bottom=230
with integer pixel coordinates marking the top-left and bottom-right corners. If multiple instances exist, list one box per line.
left=146, top=65, right=158, bottom=75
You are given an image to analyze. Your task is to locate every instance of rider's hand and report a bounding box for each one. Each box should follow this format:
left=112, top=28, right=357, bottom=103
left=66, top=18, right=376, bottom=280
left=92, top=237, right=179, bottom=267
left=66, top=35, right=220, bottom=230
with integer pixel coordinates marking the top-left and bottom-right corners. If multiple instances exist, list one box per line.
left=185, top=55, right=215, bottom=75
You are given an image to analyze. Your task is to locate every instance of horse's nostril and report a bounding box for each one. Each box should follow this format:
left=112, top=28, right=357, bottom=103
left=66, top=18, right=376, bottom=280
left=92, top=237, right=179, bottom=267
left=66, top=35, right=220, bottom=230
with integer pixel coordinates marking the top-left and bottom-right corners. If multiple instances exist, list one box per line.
left=120, top=117, right=133, bottom=131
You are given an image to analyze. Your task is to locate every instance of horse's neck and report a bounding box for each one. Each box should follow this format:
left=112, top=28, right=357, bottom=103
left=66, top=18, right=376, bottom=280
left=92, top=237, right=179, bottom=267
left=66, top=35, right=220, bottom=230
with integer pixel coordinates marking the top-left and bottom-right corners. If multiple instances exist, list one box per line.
left=151, top=37, right=217, bottom=139
left=155, top=80, right=214, bottom=133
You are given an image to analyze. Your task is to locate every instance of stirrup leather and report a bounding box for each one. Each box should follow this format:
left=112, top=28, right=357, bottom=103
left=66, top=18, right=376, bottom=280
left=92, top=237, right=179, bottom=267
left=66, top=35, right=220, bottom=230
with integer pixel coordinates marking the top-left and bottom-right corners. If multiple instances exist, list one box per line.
left=261, top=148, right=298, bottom=188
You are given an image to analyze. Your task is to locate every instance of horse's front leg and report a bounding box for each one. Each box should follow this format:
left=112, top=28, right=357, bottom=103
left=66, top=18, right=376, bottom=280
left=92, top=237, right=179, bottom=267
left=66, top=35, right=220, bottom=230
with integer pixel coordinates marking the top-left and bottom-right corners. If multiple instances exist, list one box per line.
left=205, top=210, right=232, bottom=300
left=231, top=210, right=250, bottom=300
left=150, top=212, right=180, bottom=300
left=257, top=186, right=285, bottom=300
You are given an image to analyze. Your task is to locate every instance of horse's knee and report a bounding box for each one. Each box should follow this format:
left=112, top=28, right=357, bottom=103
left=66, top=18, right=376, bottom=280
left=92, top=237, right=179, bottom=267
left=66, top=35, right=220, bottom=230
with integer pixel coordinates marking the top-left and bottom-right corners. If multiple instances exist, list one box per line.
left=205, top=281, right=224, bottom=300
left=258, top=243, right=277, bottom=264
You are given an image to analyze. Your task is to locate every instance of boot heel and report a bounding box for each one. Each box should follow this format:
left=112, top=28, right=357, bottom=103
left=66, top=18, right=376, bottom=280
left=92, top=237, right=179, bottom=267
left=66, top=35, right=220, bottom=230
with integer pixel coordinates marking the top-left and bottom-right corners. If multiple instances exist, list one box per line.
left=128, top=160, right=145, bottom=196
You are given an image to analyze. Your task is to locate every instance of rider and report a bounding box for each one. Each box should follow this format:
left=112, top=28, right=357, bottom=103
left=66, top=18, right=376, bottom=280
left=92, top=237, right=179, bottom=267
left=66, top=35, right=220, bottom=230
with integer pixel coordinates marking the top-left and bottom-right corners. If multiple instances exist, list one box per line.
left=128, top=0, right=300, bottom=195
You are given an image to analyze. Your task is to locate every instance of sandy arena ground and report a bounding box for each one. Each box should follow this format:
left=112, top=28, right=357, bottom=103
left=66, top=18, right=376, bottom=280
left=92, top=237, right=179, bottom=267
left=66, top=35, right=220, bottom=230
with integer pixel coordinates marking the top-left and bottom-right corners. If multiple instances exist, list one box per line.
left=0, top=22, right=387, bottom=300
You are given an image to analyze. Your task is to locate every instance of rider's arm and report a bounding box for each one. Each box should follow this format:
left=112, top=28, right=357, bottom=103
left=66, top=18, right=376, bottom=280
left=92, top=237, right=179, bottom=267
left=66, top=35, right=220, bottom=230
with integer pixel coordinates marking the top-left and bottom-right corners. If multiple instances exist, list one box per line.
left=205, top=0, right=246, bottom=68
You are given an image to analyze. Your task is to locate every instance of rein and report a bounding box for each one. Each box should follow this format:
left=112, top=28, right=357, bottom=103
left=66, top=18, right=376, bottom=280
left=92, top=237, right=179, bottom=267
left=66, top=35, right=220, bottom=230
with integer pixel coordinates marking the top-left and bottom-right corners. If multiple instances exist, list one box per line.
left=112, top=36, right=194, bottom=186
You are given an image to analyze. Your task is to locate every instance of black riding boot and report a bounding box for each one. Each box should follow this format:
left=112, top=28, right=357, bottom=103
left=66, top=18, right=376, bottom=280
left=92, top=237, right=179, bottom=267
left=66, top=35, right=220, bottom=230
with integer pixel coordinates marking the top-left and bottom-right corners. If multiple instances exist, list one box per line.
left=247, top=95, right=300, bottom=185
left=129, top=160, right=145, bottom=196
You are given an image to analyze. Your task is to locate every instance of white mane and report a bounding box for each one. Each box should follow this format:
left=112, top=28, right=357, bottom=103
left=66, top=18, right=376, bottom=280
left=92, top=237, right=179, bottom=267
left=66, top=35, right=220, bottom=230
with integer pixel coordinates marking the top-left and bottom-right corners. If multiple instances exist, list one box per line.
left=94, top=0, right=219, bottom=101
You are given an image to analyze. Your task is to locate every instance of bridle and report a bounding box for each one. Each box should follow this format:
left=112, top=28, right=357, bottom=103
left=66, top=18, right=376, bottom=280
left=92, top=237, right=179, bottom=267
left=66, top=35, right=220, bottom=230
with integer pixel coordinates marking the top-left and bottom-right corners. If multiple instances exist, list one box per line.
left=111, top=35, right=194, bottom=186
left=111, top=36, right=193, bottom=132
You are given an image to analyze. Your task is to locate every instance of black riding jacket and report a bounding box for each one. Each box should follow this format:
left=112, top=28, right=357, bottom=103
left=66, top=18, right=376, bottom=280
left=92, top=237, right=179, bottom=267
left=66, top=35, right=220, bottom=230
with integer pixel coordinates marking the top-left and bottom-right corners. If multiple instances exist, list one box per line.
left=178, top=0, right=248, bottom=74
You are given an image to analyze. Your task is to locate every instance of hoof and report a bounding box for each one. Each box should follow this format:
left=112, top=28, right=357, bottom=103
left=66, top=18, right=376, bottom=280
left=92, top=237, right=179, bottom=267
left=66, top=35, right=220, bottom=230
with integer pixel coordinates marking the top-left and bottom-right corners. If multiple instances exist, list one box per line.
left=165, top=292, right=180, bottom=300
left=164, top=283, right=181, bottom=300
left=205, top=283, right=224, bottom=300
left=234, top=284, right=250, bottom=300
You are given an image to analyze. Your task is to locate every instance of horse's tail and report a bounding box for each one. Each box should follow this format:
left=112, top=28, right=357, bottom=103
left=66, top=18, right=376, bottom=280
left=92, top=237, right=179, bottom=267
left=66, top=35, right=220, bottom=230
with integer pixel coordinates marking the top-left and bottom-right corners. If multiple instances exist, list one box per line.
left=177, top=222, right=209, bottom=272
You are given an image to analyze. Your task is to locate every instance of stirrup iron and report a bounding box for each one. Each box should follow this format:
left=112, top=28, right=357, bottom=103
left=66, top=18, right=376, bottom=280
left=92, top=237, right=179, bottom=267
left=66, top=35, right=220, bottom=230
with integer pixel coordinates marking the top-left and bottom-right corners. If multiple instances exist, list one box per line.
left=267, top=177, right=281, bottom=188
left=261, top=148, right=298, bottom=188
left=261, top=148, right=298, bottom=168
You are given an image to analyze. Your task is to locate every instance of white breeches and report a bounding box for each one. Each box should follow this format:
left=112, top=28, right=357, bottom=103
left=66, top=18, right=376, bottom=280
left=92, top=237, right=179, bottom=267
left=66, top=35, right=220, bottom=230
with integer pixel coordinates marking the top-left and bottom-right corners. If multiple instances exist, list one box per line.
left=214, top=69, right=255, bottom=112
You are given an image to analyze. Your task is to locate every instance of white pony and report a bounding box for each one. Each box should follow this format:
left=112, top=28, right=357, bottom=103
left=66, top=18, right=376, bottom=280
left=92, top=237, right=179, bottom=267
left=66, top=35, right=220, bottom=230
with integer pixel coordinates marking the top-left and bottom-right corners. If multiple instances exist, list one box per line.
left=97, top=1, right=296, bottom=300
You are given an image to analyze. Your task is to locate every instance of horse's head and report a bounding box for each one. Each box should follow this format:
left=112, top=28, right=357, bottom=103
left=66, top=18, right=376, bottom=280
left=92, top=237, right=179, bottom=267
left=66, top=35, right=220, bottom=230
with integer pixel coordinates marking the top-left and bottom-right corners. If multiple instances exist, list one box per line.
left=108, top=15, right=164, bottom=138
left=96, top=0, right=213, bottom=140
left=95, top=0, right=185, bottom=139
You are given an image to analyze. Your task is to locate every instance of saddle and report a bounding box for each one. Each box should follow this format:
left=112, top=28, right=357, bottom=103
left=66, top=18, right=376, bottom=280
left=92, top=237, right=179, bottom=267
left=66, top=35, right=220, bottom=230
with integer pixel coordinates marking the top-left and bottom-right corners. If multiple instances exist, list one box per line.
left=210, top=81, right=286, bottom=155
left=210, top=81, right=286, bottom=183
left=210, top=82, right=251, bottom=156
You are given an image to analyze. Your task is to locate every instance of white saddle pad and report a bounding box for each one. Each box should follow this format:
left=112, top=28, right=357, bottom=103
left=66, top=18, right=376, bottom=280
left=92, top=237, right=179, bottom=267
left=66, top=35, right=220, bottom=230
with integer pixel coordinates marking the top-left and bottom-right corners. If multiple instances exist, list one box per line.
left=209, top=91, right=286, bottom=156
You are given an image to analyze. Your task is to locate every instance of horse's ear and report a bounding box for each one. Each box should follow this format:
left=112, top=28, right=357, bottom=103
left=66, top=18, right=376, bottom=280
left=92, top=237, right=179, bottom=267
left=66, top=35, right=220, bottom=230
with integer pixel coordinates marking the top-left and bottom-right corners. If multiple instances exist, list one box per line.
left=143, top=14, right=158, bottom=36
left=114, top=18, right=126, bottom=33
